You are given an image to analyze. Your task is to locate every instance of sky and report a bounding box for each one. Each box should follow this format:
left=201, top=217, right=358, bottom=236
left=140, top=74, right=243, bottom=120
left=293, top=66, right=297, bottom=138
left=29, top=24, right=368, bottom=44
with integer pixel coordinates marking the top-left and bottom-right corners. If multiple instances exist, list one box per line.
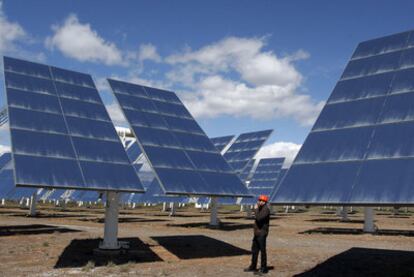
left=0, top=0, right=414, bottom=166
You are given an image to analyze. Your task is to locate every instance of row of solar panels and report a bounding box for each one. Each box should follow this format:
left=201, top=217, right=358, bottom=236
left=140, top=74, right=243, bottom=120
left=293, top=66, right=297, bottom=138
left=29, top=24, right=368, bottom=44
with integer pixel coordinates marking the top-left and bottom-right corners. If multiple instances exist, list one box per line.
left=0, top=150, right=286, bottom=205
left=3, top=56, right=275, bottom=200
left=6, top=30, right=414, bottom=207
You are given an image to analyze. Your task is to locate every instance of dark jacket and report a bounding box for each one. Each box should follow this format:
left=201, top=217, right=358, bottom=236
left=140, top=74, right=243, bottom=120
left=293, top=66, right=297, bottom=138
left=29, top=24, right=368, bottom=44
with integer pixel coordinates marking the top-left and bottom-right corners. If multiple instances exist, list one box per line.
left=253, top=204, right=270, bottom=236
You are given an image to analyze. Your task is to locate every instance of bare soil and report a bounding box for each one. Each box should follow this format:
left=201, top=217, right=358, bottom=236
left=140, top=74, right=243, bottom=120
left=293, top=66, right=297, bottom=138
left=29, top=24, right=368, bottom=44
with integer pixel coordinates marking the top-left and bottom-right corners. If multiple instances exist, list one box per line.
left=0, top=204, right=413, bottom=277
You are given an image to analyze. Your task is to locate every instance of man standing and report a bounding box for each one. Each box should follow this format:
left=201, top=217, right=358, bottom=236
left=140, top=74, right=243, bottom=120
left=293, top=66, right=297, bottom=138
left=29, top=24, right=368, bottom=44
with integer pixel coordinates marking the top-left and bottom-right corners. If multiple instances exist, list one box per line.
left=244, top=195, right=270, bottom=275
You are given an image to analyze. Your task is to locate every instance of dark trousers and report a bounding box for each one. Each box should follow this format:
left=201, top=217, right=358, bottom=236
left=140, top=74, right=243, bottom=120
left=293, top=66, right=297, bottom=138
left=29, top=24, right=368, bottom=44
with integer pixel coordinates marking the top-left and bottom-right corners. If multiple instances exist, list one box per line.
left=251, top=234, right=267, bottom=269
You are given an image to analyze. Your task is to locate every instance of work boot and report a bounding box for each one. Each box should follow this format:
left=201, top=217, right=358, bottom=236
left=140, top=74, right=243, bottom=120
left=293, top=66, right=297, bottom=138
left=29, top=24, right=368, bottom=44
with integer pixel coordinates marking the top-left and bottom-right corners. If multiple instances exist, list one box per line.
left=243, top=265, right=257, bottom=272
left=254, top=267, right=268, bottom=275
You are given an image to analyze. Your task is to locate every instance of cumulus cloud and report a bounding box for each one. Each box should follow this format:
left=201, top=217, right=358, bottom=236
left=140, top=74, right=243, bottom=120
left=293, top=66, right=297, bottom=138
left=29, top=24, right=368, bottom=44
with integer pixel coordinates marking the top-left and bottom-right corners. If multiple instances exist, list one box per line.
left=0, top=2, right=26, bottom=53
left=45, top=14, right=124, bottom=65
left=255, top=141, right=301, bottom=168
left=138, top=43, right=161, bottom=63
left=165, top=37, right=323, bottom=126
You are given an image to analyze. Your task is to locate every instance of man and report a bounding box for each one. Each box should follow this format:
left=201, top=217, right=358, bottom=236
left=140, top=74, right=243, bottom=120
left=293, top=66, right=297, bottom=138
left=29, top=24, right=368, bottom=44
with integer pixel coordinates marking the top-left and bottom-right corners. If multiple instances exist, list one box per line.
left=244, top=194, right=270, bottom=275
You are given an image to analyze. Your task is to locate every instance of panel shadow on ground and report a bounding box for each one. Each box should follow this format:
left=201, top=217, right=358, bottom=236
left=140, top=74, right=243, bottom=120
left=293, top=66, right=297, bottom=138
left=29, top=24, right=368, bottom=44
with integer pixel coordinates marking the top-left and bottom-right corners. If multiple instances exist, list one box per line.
left=78, top=217, right=170, bottom=223
left=300, top=227, right=414, bottom=237
left=0, top=224, right=81, bottom=236
left=55, top=237, right=162, bottom=268
left=166, top=222, right=253, bottom=231
left=151, top=235, right=250, bottom=259
left=295, top=247, right=414, bottom=277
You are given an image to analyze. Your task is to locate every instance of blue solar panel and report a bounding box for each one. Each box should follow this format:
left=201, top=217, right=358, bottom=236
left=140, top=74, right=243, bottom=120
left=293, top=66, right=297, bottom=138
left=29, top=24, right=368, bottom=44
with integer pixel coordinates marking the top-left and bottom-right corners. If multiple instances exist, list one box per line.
left=135, top=179, right=188, bottom=204
left=241, top=187, right=273, bottom=205
left=249, top=158, right=284, bottom=188
left=3, top=57, right=144, bottom=192
left=210, top=135, right=235, bottom=152
left=108, top=79, right=250, bottom=197
left=239, top=159, right=255, bottom=182
left=223, top=130, right=272, bottom=174
left=126, top=141, right=142, bottom=162
left=272, top=30, right=414, bottom=205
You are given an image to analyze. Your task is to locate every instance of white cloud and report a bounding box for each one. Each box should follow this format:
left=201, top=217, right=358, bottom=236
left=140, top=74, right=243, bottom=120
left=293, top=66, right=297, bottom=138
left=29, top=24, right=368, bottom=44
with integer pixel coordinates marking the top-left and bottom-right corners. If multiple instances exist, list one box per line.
left=255, top=141, right=301, bottom=168
left=165, top=37, right=323, bottom=126
left=45, top=14, right=124, bottom=65
left=105, top=102, right=127, bottom=126
left=0, top=2, right=26, bottom=53
left=138, top=43, right=161, bottom=63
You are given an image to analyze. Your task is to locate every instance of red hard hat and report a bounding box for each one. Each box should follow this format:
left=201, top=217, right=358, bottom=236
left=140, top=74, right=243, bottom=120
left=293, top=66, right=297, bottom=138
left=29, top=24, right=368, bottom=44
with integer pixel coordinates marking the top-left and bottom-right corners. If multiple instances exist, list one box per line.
left=258, top=195, right=269, bottom=202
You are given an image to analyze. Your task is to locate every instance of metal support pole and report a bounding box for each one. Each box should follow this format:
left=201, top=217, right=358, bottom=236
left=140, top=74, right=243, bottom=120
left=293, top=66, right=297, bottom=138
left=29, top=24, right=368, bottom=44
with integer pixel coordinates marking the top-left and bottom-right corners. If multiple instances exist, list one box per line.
left=162, top=202, right=167, bottom=212
left=246, top=205, right=252, bottom=218
left=1, top=199, right=5, bottom=206
left=240, top=205, right=246, bottom=212
left=169, top=202, right=176, bottom=216
left=209, top=197, right=220, bottom=226
left=339, top=206, right=349, bottom=221
left=363, top=207, right=375, bottom=233
left=29, top=192, right=37, bottom=216
left=99, top=192, right=120, bottom=250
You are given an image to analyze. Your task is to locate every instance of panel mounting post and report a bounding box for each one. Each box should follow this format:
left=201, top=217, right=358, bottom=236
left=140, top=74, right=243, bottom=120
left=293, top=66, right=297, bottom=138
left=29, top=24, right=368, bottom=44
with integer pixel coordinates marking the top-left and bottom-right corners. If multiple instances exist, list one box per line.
left=99, top=191, right=120, bottom=250
left=209, top=197, right=220, bottom=226
left=363, top=207, right=375, bottom=233
left=29, top=191, right=37, bottom=217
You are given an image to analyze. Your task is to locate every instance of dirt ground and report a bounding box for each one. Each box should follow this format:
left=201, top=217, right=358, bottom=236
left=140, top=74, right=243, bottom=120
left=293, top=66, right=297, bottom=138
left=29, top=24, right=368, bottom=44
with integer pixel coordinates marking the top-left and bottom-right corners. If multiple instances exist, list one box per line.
left=0, top=204, right=413, bottom=277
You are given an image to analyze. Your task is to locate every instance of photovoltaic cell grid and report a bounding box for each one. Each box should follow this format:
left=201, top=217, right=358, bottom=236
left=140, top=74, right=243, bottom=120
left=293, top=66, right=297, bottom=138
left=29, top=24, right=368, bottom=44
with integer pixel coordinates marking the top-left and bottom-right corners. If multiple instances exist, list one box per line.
left=240, top=158, right=284, bottom=205
left=108, top=79, right=250, bottom=197
left=126, top=141, right=142, bottom=163
left=223, top=130, right=273, bottom=174
left=3, top=57, right=144, bottom=192
left=272, top=30, right=414, bottom=205
left=249, top=158, right=284, bottom=188
left=210, top=135, right=235, bottom=152
left=239, top=159, right=255, bottom=182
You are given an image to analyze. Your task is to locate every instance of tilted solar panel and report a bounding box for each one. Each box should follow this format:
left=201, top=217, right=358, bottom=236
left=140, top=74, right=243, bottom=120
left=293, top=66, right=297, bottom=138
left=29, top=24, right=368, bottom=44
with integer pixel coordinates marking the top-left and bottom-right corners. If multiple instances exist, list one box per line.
left=108, top=79, right=250, bottom=197
left=249, top=158, right=284, bottom=188
left=3, top=57, right=144, bottom=192
left=272, top=30, right=414, bottom=205
left=126, top=141, right=142, bottom=163
left=210, top=135, right=235, bottom=152
left=223, top=130, right=273, bottom=174
left=239, top=159, right=255, bottom=182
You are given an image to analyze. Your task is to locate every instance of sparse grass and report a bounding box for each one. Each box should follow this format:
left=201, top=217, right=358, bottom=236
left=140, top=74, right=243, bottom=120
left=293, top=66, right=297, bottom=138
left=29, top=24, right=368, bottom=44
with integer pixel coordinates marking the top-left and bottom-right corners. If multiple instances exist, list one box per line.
left=42, top=241, right=49, bottom=247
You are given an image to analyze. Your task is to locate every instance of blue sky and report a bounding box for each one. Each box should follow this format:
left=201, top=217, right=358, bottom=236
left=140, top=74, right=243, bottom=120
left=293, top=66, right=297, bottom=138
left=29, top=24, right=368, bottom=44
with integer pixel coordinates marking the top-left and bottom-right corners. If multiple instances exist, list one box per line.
left=1, top=0, right=414, bottom=163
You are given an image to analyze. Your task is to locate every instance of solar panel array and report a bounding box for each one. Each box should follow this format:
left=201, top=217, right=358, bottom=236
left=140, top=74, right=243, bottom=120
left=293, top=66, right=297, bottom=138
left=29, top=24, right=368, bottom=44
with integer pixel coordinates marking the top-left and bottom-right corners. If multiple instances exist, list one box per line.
left=3, top=57, right=144, bottom=192
left=272, top=30, right=414, bottom=205
left=223, top=130, right=272, bottom=174
left=210, top=135, right=235, bottom=152
left=108, top=79, right=250, bottom=197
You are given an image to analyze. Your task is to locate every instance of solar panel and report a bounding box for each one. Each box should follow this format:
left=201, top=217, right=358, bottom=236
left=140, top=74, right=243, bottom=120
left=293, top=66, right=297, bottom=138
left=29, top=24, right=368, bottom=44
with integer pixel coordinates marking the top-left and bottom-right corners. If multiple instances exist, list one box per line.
left=3, top=57, right=144, bottom=192
left=223, top=130, right=273, bottom=174
left=239, top=159, right=255, bottom=182
left=126, top=141, right=142, bottom=163
left=272, top=30, right=414, bottom=205
left=210, top=135, right=235, bottom=152
left=241, top=187, right=274, bottom=205
left=249, top=158, right=284, bottom=188
left=108, top=79, right=250, bottom=197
